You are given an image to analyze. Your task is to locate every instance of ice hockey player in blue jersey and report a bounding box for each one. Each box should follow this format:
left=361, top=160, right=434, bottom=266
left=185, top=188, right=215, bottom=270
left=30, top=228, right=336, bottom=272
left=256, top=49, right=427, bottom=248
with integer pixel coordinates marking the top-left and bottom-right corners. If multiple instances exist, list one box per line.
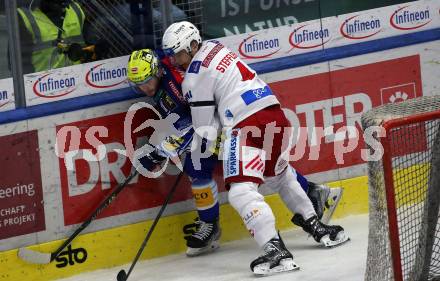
left=127, top=49, right=221, bottom=257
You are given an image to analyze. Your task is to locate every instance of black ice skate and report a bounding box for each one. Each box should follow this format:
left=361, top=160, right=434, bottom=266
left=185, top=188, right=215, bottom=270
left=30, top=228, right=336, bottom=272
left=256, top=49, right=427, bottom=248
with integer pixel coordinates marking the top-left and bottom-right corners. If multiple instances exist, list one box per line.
left=307, top=182, right=343, bottom=224
left=250, top=235, right=299, bottom=275
left=292, top=215, right=350, bottom=248
left=185, top=219, right=221, bottom=257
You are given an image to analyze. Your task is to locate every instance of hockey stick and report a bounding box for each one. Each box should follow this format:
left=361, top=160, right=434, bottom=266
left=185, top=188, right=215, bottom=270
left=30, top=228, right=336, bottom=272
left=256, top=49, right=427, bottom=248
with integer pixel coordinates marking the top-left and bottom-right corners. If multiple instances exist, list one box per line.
left=117, top=172, right=183, bottom=281
left=18, top=171, right=138, bottom=264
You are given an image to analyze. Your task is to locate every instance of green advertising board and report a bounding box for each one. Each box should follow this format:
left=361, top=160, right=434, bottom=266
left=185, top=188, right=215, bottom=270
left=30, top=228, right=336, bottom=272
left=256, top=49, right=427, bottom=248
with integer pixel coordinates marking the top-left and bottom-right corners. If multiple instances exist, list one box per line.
left=202, top=0, right=415, bottom=38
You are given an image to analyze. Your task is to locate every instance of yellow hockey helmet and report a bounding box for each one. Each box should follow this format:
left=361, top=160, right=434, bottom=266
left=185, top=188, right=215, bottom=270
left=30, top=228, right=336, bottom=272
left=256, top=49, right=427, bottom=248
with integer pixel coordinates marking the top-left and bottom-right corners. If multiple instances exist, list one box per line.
left=127, top=49, right=159, bottom=84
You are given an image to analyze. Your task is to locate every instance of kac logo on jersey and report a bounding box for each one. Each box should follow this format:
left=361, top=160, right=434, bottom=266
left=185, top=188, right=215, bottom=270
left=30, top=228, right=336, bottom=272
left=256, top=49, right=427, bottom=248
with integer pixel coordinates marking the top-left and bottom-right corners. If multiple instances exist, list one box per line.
left=340, top=15, right=382, bottom=40
left=85, top=63, right=127, bottom=88
left=238, top=34, right=281, bottom=59
left=33, top=73, right=76, bottom=98
left=288, top=24, right=331, bottom=50
left=390, top=5, right=431, bottom=30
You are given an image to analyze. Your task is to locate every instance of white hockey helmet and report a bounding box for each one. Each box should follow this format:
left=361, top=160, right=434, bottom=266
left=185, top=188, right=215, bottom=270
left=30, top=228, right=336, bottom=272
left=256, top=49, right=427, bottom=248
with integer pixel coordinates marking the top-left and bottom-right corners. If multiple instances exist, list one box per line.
left=162, top=21, right=202, bottom=56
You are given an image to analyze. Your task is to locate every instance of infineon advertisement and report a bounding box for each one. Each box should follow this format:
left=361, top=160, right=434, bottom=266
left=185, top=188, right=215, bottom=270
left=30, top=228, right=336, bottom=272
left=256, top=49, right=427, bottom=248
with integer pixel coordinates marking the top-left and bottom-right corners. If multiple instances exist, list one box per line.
left=0, top=78, right=15, bottom=112
left=218, top=0, right=439, bottom=63
left=23, top=56, right=129, bottom=106
left=202, top=0, right=414, bottom=38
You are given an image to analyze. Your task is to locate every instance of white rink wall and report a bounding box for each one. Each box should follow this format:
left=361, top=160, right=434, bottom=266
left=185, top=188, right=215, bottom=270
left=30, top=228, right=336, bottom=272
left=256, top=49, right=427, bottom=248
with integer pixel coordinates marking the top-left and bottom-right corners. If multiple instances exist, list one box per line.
left=0, top=1, right=439, bottom=280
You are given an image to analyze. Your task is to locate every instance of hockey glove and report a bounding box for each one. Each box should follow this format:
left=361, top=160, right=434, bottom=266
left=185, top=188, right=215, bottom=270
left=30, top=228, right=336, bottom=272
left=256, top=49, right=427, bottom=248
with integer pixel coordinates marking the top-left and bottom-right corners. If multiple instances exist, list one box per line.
left=138, top=149, right=166, bottom=171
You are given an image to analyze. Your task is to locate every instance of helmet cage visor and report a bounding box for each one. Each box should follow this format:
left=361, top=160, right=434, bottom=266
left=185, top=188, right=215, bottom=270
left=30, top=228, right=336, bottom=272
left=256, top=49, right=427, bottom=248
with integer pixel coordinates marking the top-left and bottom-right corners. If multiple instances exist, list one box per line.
left=128, top=76, right=155, bottom=95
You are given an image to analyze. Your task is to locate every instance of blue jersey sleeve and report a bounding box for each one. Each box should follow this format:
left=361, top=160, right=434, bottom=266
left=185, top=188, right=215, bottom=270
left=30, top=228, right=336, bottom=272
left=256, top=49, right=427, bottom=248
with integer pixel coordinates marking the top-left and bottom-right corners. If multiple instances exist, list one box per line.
left=150, top=51, right=195, bottom=158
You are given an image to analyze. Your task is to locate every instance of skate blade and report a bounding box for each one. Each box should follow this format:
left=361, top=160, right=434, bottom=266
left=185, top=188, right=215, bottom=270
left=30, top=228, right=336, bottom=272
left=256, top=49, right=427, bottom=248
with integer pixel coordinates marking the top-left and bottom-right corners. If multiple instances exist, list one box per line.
left=186, top=240, right=220, bottom=257
left=252, top=258, right=300, bottom=276
left=320, top=231, right=350, bottom=248
left=321, top=187, right=343, bottom=224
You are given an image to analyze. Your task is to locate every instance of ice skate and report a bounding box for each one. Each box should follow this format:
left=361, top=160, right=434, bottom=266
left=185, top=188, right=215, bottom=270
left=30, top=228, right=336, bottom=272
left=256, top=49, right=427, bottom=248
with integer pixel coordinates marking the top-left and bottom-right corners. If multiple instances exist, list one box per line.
left=307, top=183, right=343, bottom=224
left=292, top=215, right=350, bottom=248
left=250, top=235, right=299, bottom=276
left=185, top=219, right=221, bottom=257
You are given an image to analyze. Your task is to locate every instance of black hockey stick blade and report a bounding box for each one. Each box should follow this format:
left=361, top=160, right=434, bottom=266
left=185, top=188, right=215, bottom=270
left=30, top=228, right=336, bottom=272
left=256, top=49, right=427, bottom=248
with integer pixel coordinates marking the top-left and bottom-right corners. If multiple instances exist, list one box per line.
left=18, top=171, right=138, bottom=264
left=117, top=270, right=128, bottom=281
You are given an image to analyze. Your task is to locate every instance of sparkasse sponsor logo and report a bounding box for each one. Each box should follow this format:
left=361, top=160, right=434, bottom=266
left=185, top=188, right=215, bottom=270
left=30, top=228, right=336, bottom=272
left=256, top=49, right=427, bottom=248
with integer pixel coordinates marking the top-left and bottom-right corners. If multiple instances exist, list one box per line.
left=227, top=129, right=239, bottom=176
left=390, top=5, right=432, bottom=30
left=239, top=34, right=281, bottom=59
left=288, top=24, right=330, bottom=50
left=85, top=63, right=127, bottom=88
left=33, top=73, right=76, bottom=98
left=340, top=15, right=382, bottom=40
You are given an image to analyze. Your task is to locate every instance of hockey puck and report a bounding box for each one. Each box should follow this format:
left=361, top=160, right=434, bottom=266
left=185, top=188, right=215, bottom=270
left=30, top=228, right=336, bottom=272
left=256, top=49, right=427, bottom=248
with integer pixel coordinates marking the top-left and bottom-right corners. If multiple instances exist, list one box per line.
left=116, top=270, right=127, bottom=281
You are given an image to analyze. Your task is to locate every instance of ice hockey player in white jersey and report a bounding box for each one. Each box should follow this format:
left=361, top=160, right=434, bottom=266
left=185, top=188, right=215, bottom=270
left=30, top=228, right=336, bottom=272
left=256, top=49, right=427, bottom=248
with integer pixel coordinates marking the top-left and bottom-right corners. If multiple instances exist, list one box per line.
left=162, top=21, right=349, bottom=275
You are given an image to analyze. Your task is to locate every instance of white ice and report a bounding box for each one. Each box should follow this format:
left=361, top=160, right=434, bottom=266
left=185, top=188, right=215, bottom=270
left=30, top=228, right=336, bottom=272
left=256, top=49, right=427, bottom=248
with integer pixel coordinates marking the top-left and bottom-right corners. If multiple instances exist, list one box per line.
left=58, top=214, right=368, bottom=281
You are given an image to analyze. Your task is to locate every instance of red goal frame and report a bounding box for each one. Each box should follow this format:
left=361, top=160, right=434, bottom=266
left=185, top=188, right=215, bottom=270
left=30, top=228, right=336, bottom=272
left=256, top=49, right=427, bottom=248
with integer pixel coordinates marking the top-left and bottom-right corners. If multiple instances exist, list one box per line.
left=380, top=109, right=440, bottom=281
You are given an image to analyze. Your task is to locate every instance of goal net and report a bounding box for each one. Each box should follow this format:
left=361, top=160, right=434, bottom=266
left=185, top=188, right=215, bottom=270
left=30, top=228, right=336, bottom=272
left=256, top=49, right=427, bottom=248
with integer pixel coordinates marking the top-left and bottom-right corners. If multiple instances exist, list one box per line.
left=362, top=95, right=440, bottom=281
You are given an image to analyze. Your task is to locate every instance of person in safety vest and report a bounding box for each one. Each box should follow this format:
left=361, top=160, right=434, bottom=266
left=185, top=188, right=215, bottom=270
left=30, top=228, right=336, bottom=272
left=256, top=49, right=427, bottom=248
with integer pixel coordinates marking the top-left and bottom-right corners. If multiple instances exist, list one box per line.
left=16, top=0, right=106, bottom=73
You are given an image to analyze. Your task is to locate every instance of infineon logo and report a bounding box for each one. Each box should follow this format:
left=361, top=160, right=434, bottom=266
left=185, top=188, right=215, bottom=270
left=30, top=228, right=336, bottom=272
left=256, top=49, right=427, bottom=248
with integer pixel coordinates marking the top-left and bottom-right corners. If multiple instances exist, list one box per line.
left=33, top=73, right=76, bottom=98
left=288, top=24, right=330, bottom=50
left=0, top=90, right=8, bottom=108
left=390, top=5, right=432, bottom=30
left=340, top=15, right=382, bottom=40
left=85, top=63, right=127, bottom=89
left=238, top=34, right=281, bottom=59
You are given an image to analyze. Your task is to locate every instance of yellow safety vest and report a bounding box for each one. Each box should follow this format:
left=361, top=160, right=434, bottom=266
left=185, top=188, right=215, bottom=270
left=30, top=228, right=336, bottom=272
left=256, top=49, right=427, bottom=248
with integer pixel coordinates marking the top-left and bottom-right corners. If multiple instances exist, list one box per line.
left=17, top=2, right=85, bottom=72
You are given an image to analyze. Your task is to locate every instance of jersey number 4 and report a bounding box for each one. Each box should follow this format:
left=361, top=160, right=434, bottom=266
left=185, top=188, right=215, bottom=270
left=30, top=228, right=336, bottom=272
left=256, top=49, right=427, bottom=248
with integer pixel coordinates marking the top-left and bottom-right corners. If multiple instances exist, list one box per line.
left=237, top=61, right=255, bottom=81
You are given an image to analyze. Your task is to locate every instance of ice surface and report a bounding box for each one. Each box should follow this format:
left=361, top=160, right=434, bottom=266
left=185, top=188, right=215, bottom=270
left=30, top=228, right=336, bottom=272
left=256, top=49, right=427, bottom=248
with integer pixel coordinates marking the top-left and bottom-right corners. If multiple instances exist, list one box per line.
left=58, top=214, right=368, bottom=281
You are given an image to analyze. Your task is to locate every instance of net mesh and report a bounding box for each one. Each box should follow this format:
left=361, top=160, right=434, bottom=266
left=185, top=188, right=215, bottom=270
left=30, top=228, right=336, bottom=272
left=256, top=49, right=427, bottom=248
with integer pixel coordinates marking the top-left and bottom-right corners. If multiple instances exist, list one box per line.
left=78, top=0, right=204, bottom=57
left=79, top=0, right=135, bottom=57
left=151, top=0, right=204, bottom=47
left=362, top=95, right=440, bottom=281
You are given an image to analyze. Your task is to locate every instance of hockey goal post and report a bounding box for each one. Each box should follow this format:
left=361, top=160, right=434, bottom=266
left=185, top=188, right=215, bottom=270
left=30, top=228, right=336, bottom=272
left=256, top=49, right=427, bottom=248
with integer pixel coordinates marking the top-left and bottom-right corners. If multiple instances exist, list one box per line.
left=362, top=95, right=440, bottom=281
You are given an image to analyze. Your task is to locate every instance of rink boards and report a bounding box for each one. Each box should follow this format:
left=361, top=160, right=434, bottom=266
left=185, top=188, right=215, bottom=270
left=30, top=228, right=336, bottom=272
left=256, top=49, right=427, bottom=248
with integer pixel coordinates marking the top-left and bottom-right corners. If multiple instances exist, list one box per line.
left=1, top=41, right=439, bottom=281
left=0, top=176, right=368, bottom=281
left=1, top=1, right=440, bottom=280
